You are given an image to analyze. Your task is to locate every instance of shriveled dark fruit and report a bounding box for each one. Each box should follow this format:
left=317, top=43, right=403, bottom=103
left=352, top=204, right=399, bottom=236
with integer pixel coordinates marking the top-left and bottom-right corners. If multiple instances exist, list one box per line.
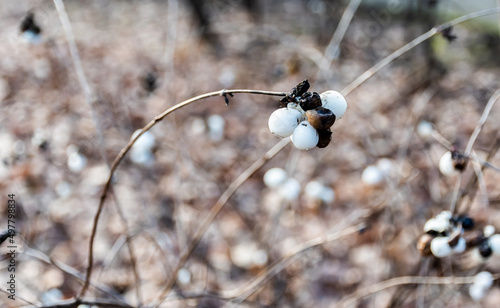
left=417, top=234, right=434, bottom=256
left=316, top=128, right=332, bottom=148
left=306, top=106, right=336, bottom=130
left=292, top=79, right=310, bottom=97
left=299, top=92, right=322, bottom=111
left=451, top=151, right=468, bottom=171
left=479, top=239, right=492, bottom=258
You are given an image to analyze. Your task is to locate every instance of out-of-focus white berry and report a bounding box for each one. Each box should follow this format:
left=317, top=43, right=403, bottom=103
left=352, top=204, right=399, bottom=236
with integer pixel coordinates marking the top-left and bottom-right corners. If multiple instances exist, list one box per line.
left=452, top=237, right=466, bottom=254
left=361, top=165, right=384, bottom=186
left=207, top=114, right=225, bottom=142
left=279, top=178, right=301, bottom=201
left=436, top=211, right=452, bottom=221
left=469, top=284, right=485, bottom=302
left=439, top=151, right=457, bottom=177
left=424, top=218, right=449, bottom=233
left=474, top=271, right=494, bottom=289
left=430, top=236, right=451, bottom=258
left=305, top=180, right=335, bottom=203
left=177, top=268, right=191, bottom=285
left=291, top=121, right=319, bottom=150
left=484, top=225, right=496, bottom=238
left=320, top=90, right=347, bottom=119
left=130, top=129, right=155, bottom=166
left=376, top=158, right=393, bottom=175
left=263, top=168, right=288, bottom=188
left=268, top=108, right=303, bottom=138
left=417, top=121, right=433, bottom=139
left=131, top=129, right=155, bottom=150
left=55, top=181, right=72, bottom=198
left=67, top=146, right=87, bottom=173
left=488, top=234, right=500, bottom=256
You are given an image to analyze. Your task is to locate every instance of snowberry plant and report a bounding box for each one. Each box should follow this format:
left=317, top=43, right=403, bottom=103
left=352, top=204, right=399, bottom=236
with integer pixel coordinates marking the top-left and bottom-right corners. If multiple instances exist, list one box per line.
left=268, top=80, right=347, bottom=150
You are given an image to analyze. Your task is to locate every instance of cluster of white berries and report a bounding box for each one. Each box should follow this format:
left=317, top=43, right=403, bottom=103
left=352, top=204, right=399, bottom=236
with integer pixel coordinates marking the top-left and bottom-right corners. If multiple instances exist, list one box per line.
left=268, top=80, right=347, bottom=150
left=263, top=167, right=335, bottom=203
left=469, top=271, right=494, bottom=301
left=419, top=211, right=467, bottom=258
left=418, top=211, right=500, bottom=261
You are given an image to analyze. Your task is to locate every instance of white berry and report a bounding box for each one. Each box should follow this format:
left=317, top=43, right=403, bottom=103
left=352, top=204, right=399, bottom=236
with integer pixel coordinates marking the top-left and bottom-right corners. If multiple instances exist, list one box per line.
left=268, top=107, right=303, bottom=138
left=452, top=237, right=466, bottom=254
left=474, top=271, right=494, bottom=289
left=320, top=90, right=347, bottom=119
left=488, top=234, right=500, bottom=256
left=484, top=225, right=496, bottom=238
left=430, top=237, right=451, bottom=258
left=439, top=151, right=456, bottom=176
left=263, top=168, right=288, bottom=188
left=361, top=165, right=384, bottom=186
left=279, top=178, right=301, bottom=201
left=417, top=121, right=433, bottom=139
left=469, top=284, right=485, bottom=302
left=424, top=218, right=449, bottom=233
left=291, top=121, right=319, bottom=150
left=305, top=180, right=335, bottom=203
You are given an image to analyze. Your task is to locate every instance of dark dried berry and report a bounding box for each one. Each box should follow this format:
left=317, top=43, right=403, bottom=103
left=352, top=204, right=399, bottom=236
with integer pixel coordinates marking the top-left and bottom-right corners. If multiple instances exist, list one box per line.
left=292, top=79, right=310, bottom=97
left=20, top=12, right=41, bottom=35
left=451, top=151, right=468, bottom=171
left=142, top=71, right=158, bottom=93
left=316, top=129, right=332, bottom=148
left=479, top=239, right=492, bottom=258
left=459, top=215, right=474, bottom=230
left=299, top=92, right=322, bottom=111
left=306, top=107, right=336, bottom=130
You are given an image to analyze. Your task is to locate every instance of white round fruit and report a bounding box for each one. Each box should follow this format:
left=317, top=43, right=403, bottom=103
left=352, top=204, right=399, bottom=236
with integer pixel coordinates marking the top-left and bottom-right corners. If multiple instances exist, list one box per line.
left=279, top=178, right=301, bottom=201
left=488, top=234, right=500, bottom=256
left=320, top=90, right=347, bottom=119
left=430, top=237, right=451, bottom=258
left=474, top=271, right=494, bottom=289
left=268, top=108, right=303, bottom=138
left=424, top=218, right=449, bottom=234
left=291, top=121, right=319, bottom=150
left=361, top=165, right=384, bottom=186
left=439, top=151, right=456, bottom=177
left=263, top=168, right=288, bottom=189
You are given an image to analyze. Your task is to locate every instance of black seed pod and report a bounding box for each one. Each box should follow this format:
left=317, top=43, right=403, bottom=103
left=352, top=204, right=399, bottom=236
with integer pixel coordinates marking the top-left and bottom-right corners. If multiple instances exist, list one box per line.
left=306, top=107, right=336, bottom=130
left=316, top=129, right=332, bottom=148
left=451, top=151, right=468, bottom=171
left=457, top=215, right=474, bottom=230
left=479, top=239, right=492, bottom=258
left=292, top=79, right=310, bottom=97
left=299, top=92, right=322, bottom=111
left=20, top=12, right=41, bottom=35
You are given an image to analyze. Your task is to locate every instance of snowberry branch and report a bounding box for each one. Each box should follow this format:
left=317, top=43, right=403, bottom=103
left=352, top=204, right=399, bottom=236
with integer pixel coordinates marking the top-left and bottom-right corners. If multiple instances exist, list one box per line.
left=79, top=89, right=287, bottom=300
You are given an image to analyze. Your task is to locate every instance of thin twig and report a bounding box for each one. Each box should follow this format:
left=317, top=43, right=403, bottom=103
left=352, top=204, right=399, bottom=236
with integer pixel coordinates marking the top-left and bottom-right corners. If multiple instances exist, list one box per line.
left=27, top=298, right=134, bottom=308
left=317, top=0, right=363, bottom=79
left=341, top=7, right=500, bottom=97
left=464, top=88, right=500, bottom=156
left=79, top=89, right=287, bottom=299
left=338, top=274, right=500, bottom=308
left=470, top=152, right=490, bottom=218
left=52, top=0, right=143, bottom=302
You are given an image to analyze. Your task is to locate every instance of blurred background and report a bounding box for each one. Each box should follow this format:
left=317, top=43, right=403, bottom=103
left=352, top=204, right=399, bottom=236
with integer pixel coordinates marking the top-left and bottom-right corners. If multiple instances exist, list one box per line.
left=1, top=0, right=500, bottom=307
